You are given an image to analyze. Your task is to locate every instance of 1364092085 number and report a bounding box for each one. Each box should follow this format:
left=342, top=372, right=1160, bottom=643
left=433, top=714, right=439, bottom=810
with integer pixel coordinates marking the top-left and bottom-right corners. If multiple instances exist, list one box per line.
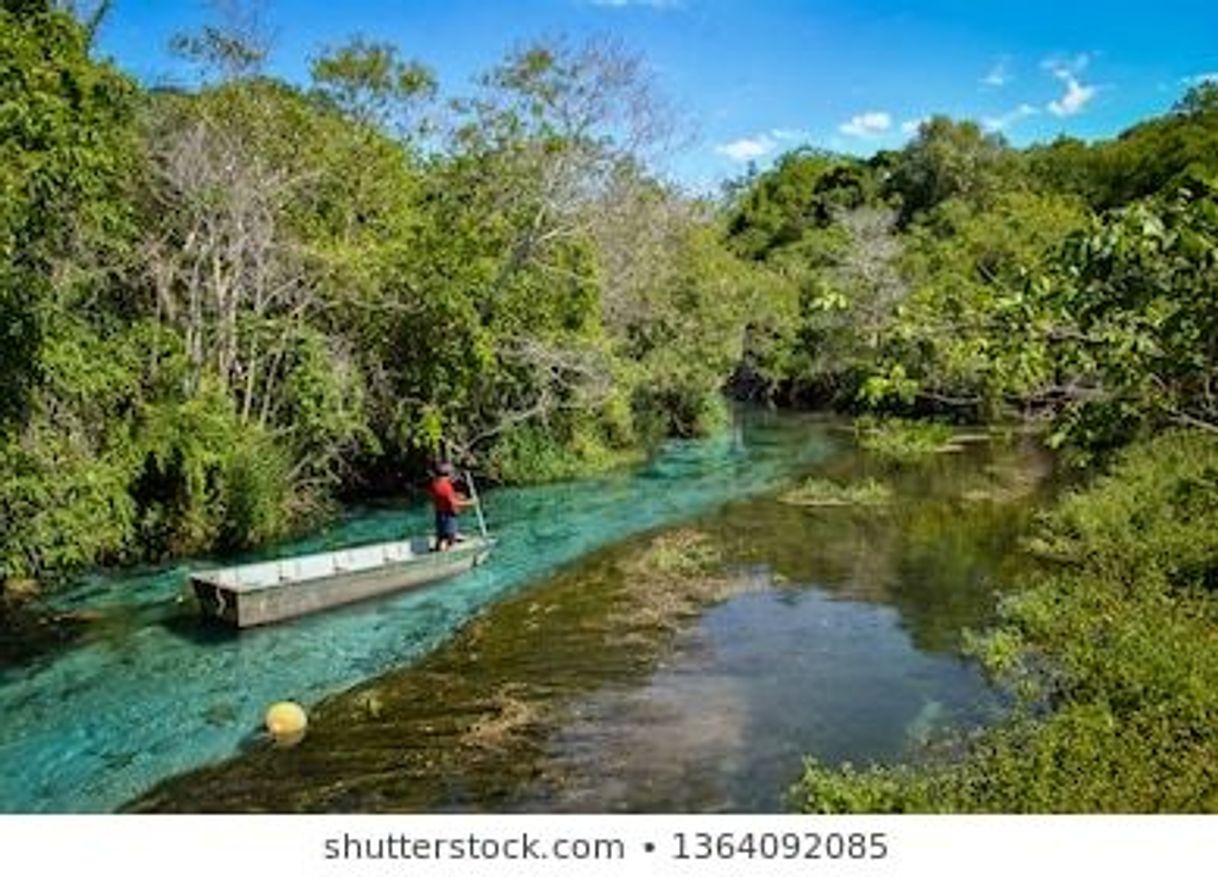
left=671, top=831, right=888, bottom=861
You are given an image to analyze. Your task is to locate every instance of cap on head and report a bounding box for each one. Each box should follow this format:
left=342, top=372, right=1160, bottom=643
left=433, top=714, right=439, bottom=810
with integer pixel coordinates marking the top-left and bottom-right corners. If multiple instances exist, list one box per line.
left=437, top=460, right=455, bottom=476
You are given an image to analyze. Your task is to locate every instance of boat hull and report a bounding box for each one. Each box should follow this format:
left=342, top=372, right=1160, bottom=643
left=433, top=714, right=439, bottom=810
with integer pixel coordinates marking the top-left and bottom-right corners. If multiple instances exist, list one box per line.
left=191, top=538, right=492, bottom=628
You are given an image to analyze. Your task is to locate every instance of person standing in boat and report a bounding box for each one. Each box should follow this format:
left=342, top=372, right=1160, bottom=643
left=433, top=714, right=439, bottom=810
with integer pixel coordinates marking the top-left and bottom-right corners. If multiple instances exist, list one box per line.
left=427, top=461, right=476, bottom=551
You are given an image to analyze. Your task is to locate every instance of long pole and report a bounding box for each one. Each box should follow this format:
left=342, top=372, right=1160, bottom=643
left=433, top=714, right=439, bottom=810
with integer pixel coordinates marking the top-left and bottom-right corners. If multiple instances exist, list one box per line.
left=465, top=469, right=490, bottom=541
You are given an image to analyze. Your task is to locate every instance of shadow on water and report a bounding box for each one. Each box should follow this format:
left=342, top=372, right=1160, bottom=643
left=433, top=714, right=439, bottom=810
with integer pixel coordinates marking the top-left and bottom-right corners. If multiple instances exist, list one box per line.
left=129, top=431, right=1056, bottom=813
left=0, top=602, right=87, bottom=670
left=158, top=612, right=243, bottom=648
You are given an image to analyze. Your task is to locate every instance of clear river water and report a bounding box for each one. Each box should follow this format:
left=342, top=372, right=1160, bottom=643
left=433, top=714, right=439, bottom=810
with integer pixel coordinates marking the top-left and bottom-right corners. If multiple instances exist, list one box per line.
left=0, top=411, right=1050, bottom=812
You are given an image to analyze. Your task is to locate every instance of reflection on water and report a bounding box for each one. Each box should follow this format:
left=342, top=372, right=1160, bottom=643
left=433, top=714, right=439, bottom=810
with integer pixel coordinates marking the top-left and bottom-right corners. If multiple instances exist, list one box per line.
left=519, top=444, right=1049, bottom=812
left=0, top=411, right=836, bottom=813
left=532, top=589, right=991, bottom=812
left=130, top=431, right=1053, bottom=813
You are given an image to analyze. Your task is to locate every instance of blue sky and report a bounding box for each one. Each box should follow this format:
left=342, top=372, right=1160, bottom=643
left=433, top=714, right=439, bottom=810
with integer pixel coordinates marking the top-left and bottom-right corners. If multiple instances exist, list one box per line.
left=96, top=0, right=1218, bottom=190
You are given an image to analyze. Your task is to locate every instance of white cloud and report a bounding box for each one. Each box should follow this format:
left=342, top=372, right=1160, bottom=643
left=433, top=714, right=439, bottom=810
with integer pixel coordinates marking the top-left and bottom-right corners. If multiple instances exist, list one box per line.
left=1182, top=72, right=1218, bottom=86
left=983, top=103, right=1038, bottom=131
left=715, top=134, right=777, bottom=162
left=900, top=117, right=928, bottom=135
left=839, top=111, right=892, bottom=137
left=1048, top=76, right=1096, bottom=117
left=713, top=127, right=809, bottom=163
left=982, top=60, right=1010, bottom=87
left=1043, top=54, right=1097, bottom=117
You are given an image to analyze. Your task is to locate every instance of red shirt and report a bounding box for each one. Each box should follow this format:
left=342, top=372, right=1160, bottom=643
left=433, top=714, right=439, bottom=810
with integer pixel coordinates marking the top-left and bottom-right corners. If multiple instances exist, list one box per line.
left=428, top=477, right=459, bottom=514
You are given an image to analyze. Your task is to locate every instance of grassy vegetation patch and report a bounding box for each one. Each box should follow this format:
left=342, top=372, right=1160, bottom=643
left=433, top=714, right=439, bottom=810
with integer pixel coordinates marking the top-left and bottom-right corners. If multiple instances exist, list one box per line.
left=854, top=417, right=960, bottom=463
left=486, top=425, right=647, bottom=485
left=613, top=530, right=734, bottom=631
left=779, top=477, right=893, bottom=507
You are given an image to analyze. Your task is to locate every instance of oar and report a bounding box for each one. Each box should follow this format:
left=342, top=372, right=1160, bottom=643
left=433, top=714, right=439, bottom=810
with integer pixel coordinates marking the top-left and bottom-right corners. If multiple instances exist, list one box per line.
left=465, top=469, right=490, bottom=542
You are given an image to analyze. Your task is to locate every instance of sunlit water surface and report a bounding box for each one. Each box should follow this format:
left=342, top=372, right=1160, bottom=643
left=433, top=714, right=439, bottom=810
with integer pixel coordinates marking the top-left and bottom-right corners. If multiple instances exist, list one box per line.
left=2, top=411, right=856, bottom=812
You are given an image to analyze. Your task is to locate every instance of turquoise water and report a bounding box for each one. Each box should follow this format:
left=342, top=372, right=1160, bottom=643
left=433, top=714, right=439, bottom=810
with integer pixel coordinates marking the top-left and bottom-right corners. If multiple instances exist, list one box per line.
left=0, top=411, right=839, bottom=813
left=128, top=428, right=1047, bottom=813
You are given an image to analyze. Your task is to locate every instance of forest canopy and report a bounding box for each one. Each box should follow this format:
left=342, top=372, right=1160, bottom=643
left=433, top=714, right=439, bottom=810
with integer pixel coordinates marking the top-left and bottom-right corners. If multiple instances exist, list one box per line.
left=3, top=0, right=1217, bottom=586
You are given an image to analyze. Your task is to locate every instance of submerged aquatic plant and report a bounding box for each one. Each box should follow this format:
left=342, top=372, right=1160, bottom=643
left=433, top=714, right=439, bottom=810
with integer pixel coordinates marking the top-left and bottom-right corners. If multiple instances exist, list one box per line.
left=779, top=477, right=893, bottom=507
left=854, top=417, right=959, bottom=463
left=127, top=527, right=741, bottom=812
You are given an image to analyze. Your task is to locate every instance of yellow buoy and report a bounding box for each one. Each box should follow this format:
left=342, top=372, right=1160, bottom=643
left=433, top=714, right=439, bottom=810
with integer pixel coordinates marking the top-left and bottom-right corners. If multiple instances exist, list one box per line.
left=265, top=701, right=308, bottom=747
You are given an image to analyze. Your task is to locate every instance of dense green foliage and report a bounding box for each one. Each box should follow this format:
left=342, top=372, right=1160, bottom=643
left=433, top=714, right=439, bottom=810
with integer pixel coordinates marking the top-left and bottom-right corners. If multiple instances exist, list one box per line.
left=1, top=1, right=143, bottom=577
left=727, top=104, right=1218, bottom=447
left=0, top=8, right=764, bottom=583
left=794, top=431, right=1218, bottom=812
left=4, top=3, right=1218, bottom=624
left=852, top=417, right=958, bottom=463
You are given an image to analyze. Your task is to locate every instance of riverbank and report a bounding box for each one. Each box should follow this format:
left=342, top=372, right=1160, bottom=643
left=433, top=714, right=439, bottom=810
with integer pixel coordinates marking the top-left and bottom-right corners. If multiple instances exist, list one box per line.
left=795, top=429, right=1218, bottom=812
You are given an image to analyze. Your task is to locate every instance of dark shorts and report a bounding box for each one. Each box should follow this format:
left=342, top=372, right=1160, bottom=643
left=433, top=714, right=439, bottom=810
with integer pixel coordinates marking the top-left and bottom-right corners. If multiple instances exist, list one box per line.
left=435, top=511, right=458, bottom=541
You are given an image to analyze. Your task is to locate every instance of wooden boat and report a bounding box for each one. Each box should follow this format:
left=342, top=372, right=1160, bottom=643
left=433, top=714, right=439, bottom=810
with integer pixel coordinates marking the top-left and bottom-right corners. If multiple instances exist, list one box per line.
left=191, top=536, right=495, bottom=628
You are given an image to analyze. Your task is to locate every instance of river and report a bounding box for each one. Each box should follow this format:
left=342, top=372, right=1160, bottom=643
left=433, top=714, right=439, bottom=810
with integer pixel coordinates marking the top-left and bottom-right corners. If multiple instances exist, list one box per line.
left=0, top=411, right=1051, bottom=812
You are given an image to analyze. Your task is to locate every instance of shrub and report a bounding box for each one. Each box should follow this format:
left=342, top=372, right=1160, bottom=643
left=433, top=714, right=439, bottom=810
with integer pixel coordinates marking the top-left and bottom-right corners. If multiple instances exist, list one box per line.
left=216, top=436, right=294, bottom=552
left=486, top=422, right=643, bottom=485
left=0, top=433, right=136, bottom=580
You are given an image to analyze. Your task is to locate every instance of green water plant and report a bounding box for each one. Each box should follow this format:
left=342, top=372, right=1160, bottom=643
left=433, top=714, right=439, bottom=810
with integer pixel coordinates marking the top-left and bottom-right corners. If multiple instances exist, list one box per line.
left=854, top=417, right=959, bottom=463
left=780, top=477, right=893, bottom=507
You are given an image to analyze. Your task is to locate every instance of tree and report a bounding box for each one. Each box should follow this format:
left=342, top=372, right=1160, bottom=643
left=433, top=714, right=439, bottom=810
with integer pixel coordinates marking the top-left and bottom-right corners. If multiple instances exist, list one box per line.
left=310, top=37, right=436, bottom=134
left=139, top=77, right=404, bottom=499
left=1173, top=81, right=1218, bottom=117
left=0, top=3, right=142, bottom=578
left=1046, top=183, right=1218, bottom=447
left=725, top=150, right=871, bottom=260
left=888, top=116, right=1013, bottom=224
left=862, top=192, right=1090, bottom=415
left=398, top=36, right=683, bottom=458
left=168, top=0, right=272, bottom=82
left=1084, top=86, right=1218, bottom=208
left=1023, top=136, right=1105, bottom=203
